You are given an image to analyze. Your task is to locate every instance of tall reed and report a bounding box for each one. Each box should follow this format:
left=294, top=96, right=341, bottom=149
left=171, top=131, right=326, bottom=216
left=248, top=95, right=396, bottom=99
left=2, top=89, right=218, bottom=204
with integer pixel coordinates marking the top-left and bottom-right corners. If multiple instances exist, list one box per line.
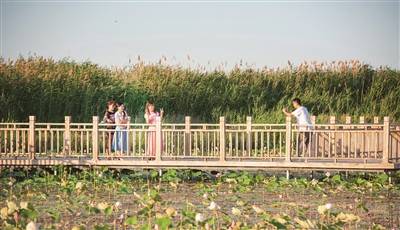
left=1, top=57, right=399, bottom=123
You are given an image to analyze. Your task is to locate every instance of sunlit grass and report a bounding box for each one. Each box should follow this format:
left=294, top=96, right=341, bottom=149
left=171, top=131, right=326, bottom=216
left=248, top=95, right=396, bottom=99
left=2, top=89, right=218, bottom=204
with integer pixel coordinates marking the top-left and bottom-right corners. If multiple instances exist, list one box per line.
left=1, top=56, right=399, bottom=123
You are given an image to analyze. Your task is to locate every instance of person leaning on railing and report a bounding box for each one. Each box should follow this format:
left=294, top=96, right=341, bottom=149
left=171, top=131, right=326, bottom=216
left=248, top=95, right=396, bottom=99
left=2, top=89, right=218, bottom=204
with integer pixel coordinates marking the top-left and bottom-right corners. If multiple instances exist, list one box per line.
left=102, top=100, right=116, bottom=158
left=282, top=98, right=313, bottom=156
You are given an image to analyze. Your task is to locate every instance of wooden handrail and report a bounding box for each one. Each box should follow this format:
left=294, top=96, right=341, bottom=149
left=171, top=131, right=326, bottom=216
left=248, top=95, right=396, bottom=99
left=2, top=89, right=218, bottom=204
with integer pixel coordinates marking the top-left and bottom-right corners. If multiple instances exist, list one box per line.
left=0, top=115, right=398, bottom=170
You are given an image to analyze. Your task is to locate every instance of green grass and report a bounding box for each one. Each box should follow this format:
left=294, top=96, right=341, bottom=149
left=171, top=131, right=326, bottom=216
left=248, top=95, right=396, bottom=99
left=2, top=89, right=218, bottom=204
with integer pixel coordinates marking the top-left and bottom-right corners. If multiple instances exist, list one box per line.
left=1, top=57, right=399, bottom=123
left=0, top=167, right=398, bottom=229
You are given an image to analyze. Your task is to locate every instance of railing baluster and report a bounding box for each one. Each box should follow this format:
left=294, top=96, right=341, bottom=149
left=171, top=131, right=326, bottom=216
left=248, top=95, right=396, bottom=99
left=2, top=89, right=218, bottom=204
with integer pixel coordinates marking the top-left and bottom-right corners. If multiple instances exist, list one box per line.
left=102, top=131, right=105, bottom=157
left=140, top=128, right=143, bottom=156
left=45, top=125, right=49, bottom=155
left=359, top=116, right=365, bottom=159
left=74, top=126, right=78, bottom=155
left=57, top=130, right=60, bottom=155
left=80, top=125, right=84, bottom=155
left=285, top=116, right=291, bottom=162
left=38, top=130, right=42, bottom=155
left=345, top=116, right=351, bottom=159
left=279, top=131, right=282, bottom=157
left=266, top=131, right=269, bottom=158
left=22, top=129, right=26, bottom=155
left=235, top=131, right=239, bottom=157
left=330, top=116, right=336, bottom=161
left=126, top=117, right=131, bottom=157
left=201, top=125, right=204, bottom=157
left=0, top=129, right=2, bottom=155
left=219, top=117, right=226, bottom=162
left=155, top=117, right=162, bottom=162
left=194, top=130, right=198, bottom=156
left=86, top=128, right=90, bottom=156
left=374, top=117, right=379, bottom=159
left=16, top=129, right=20, bottom=156
left=5, top=127, right=8, bottom=156
left=229, top=132, right=233, bottom=156
left=132, top=129, right=136, bottom=156
left=177, top=130, right=180, bottom=156
left=10, top=126, right=14, bottom=157
left=255, top=131, right=258, bottom=157
left=92, top=116, right=99, bottom=162
left=310, top=116, right=316, bottom=158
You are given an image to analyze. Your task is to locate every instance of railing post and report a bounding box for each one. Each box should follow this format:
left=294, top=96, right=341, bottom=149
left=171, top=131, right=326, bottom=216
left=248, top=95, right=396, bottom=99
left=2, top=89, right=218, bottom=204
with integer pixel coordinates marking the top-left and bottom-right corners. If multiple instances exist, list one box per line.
left=219, top=117, right=226, bottom=162
left=285, top=116, right=292, bottom=162
left=383, top=116, right=390, bottom=163
left=92, top=116, right=99, bottom=162
left=155, top=116, right=162, bottom=162
left=184, top=116, right=191, bottom=156
left=359, top=116, right=365, bottom=124
left=345, top=116, right=351, bottom=124
left=246, top=116, right=252, bottom=157
left=373, top=116, right=379, bottom=124
left=64, top=116, right=71, bottom=156
left=28, top=116, right=36, bottom=159
left=330, top=116, right=336, bottom=124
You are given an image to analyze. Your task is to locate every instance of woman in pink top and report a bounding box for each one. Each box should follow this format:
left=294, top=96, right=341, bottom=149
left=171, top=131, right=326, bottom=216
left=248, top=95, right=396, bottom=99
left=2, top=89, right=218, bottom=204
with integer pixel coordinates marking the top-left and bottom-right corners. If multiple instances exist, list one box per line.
left=144, top=101, right=164, bottom=158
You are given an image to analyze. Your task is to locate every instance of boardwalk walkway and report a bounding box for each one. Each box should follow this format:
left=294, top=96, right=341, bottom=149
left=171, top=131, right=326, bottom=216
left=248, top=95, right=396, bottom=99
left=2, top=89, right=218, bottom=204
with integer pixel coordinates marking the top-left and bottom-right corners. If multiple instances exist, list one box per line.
left=1, top=116, right=399, bottom=171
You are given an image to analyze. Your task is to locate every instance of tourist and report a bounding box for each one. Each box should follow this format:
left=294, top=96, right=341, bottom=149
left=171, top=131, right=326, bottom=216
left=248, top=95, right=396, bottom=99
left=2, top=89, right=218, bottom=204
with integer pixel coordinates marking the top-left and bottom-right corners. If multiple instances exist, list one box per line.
left=102, top=100, right=116, bottom=158
left=144, top=101, right=164, bottom=158
left=113, top=102, right=129, bottom=155
left=282, top=98, right=312, bottom=155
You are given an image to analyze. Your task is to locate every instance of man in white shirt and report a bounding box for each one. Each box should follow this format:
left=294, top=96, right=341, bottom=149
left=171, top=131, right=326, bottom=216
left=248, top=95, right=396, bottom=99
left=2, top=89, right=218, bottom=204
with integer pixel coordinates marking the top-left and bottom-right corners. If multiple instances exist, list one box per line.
left=282, top=98, right=312, bottom=156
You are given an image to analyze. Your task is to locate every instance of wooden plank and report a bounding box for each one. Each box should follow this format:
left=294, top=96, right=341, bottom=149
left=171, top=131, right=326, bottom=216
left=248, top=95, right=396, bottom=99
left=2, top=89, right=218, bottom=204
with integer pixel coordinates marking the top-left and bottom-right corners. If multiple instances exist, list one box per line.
left=0, top=158, right=396, bottom=170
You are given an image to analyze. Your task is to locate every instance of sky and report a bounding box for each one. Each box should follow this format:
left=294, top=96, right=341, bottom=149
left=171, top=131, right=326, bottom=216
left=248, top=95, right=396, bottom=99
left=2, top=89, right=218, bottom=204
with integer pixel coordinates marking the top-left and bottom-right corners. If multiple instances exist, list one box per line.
left=1, top=0, right=399, bottom=70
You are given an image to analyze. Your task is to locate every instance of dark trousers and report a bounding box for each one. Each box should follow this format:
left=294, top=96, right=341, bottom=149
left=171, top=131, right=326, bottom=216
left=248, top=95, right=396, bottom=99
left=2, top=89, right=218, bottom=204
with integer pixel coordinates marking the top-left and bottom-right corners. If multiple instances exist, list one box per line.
left=105, top=130, right=114, bottom=155
left=296, top=132, right=311, bottom=156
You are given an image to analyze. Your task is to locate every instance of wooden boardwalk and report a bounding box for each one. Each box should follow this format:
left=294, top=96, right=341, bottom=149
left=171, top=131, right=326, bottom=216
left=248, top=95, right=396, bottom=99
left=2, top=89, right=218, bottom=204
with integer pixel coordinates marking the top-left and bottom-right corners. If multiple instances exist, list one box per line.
left=1, top=115, right=399, bottom=171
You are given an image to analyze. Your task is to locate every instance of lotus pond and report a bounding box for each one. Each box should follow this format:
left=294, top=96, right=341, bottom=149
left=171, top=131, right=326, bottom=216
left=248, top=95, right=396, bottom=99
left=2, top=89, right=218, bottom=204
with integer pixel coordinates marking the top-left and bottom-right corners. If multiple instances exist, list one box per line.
left=0, top=167, right=399, bottom=230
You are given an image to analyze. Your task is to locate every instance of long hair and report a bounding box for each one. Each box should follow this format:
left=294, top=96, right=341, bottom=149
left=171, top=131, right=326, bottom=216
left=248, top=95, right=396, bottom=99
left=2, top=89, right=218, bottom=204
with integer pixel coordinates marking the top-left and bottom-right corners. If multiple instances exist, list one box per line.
left=145, top=101, right=155, bottom=115
left=116, top=102, right=127, bottom=117
left=292, top=98, right=301, bottom=106
left=106, top=100, right=116, bottom=111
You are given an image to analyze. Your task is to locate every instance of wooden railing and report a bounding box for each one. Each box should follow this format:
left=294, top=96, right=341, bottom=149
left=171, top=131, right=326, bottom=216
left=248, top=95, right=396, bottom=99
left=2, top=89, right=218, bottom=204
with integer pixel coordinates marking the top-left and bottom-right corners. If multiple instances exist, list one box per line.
left=0, top=115, right=399, bottom=171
